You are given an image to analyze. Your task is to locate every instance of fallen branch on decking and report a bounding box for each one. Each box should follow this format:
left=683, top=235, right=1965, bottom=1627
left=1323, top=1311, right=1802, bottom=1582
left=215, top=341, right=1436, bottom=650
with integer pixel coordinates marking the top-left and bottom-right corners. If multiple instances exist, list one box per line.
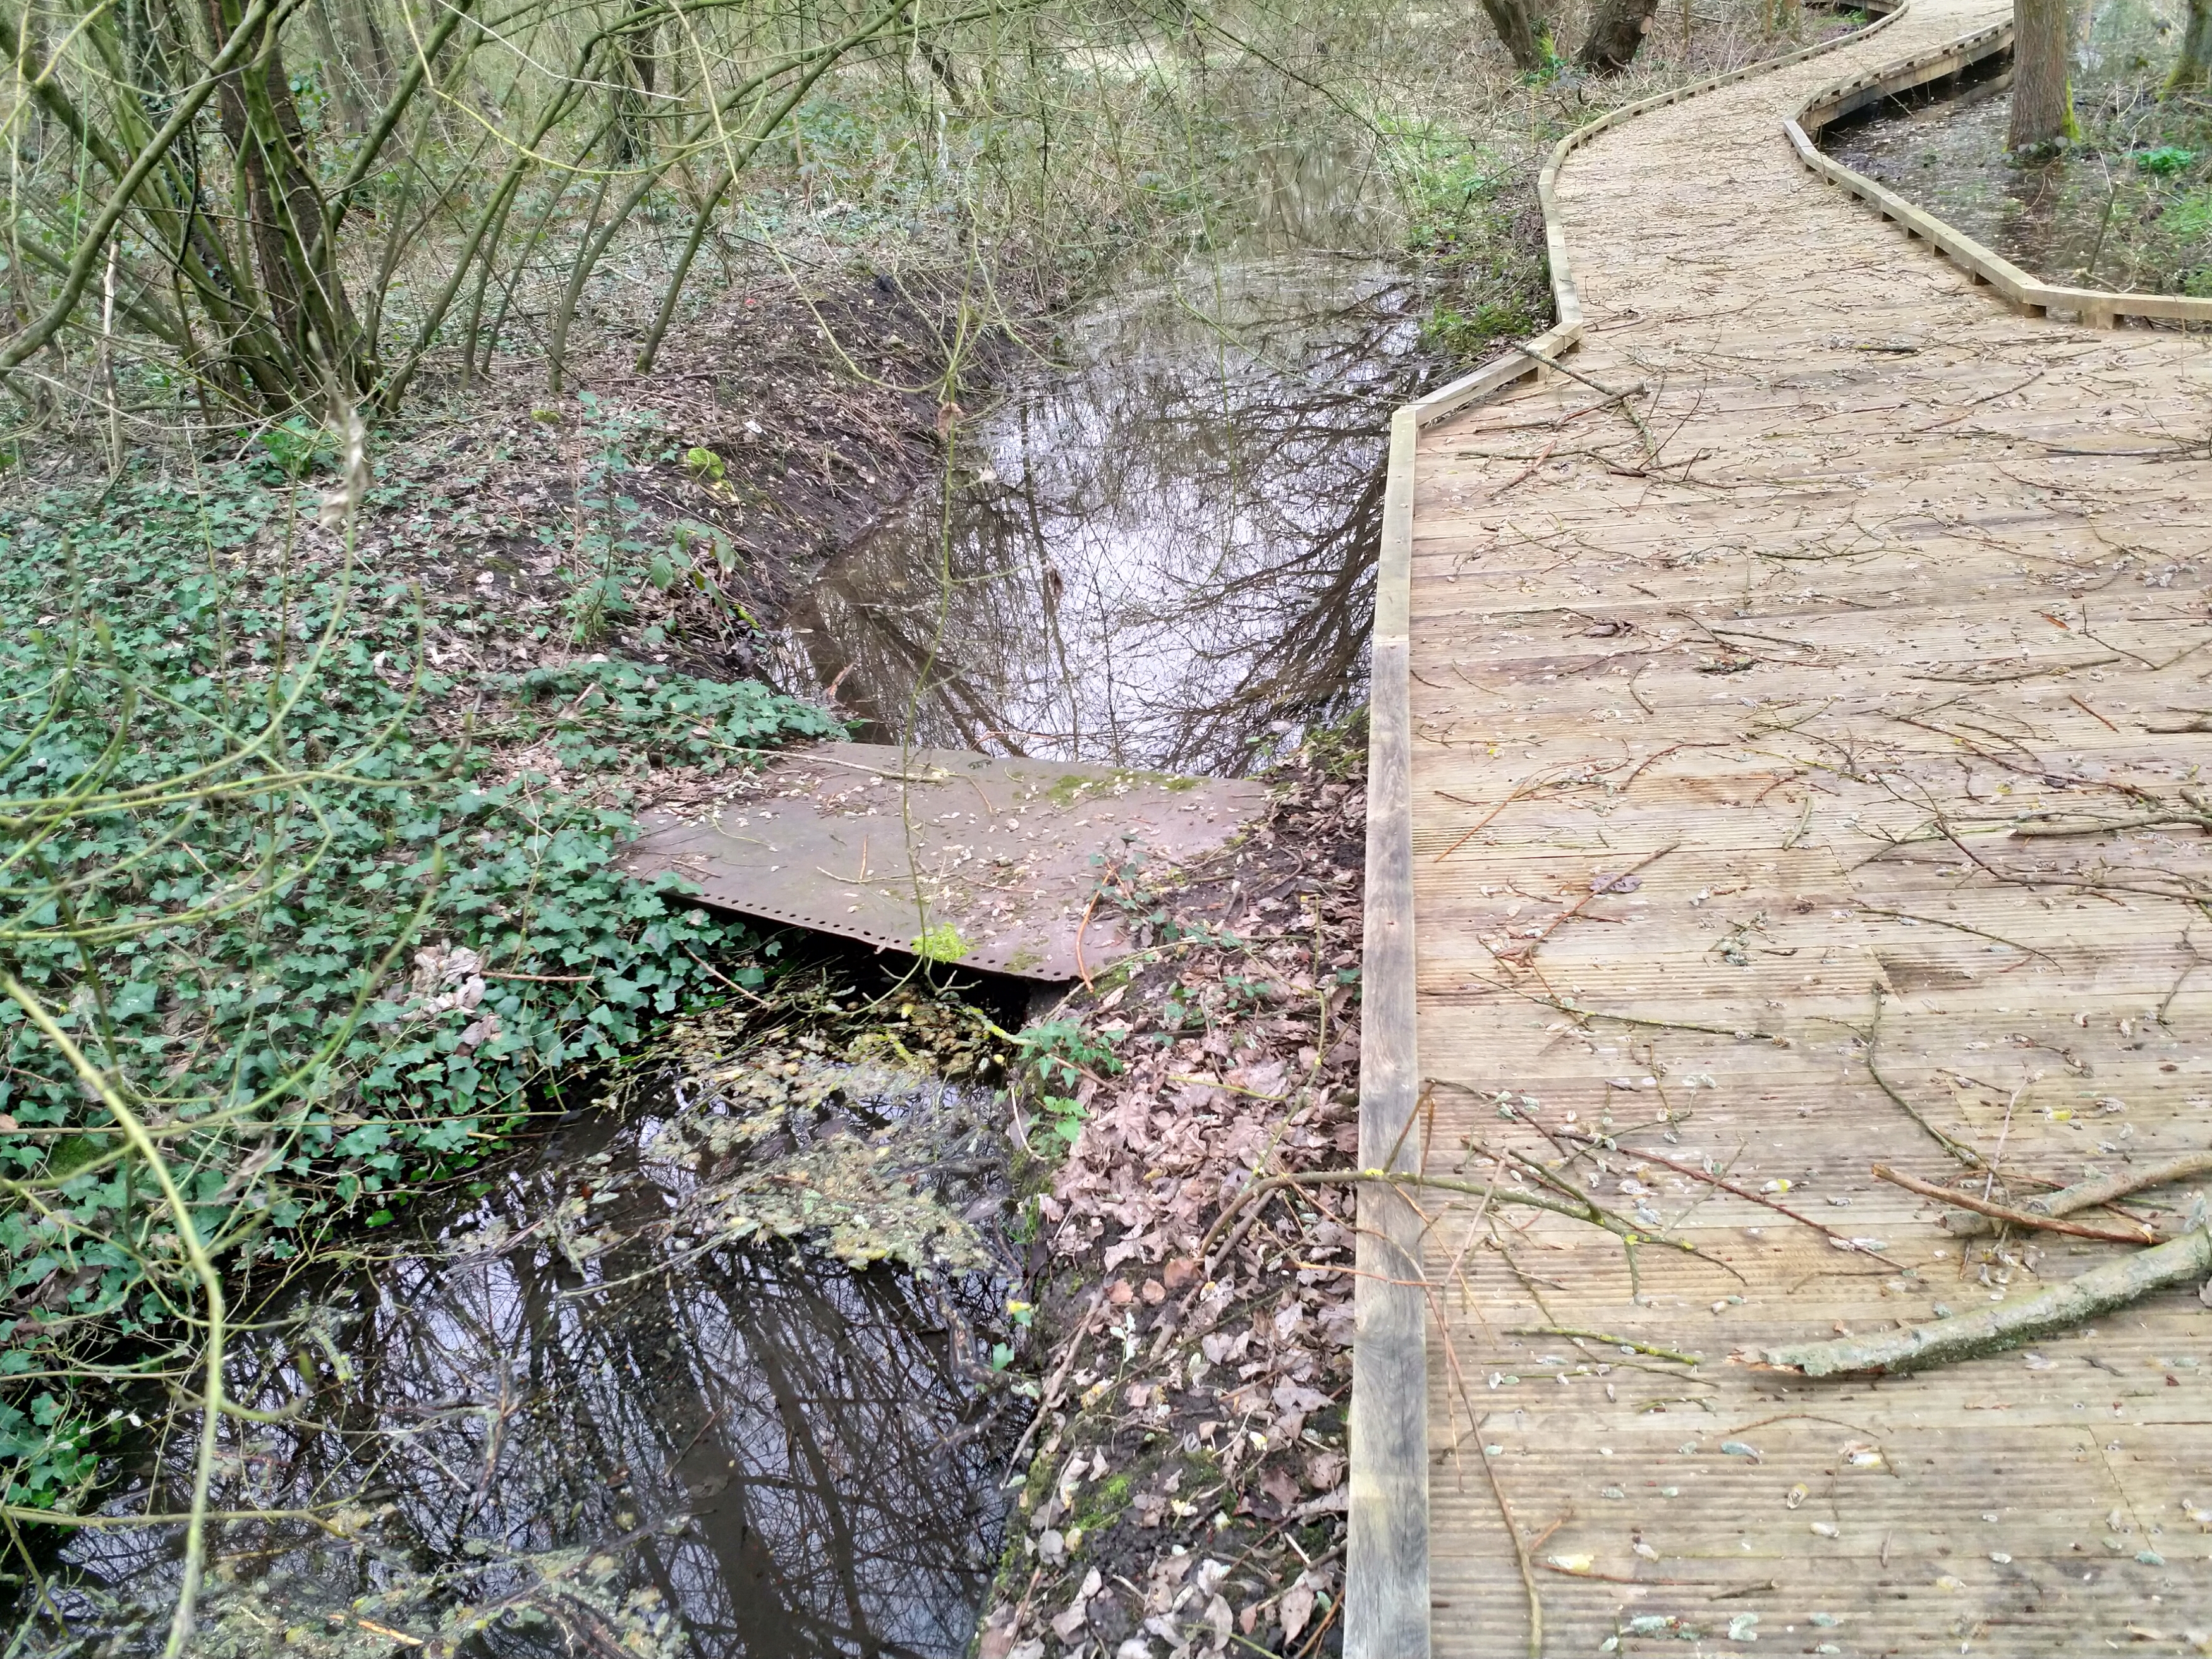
left=1870, top=1163, right=2163, bottom=1244
left=1753, top=1227, right=2212, bottom=1378
left=1194, top=1167, right=1735, bottom=1284
left=1942, top=1150, right=2212, bottom=1239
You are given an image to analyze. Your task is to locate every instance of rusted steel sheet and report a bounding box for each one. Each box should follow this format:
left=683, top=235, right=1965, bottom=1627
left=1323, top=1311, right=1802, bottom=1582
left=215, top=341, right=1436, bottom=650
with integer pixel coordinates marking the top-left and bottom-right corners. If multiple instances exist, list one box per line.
left=624, top=743, right=1265, bottom=978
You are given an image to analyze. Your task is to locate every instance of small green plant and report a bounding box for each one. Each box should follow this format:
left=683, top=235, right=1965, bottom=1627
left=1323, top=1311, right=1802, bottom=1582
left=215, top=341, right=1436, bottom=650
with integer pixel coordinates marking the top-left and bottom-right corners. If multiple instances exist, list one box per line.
left=1014, top=1019, right=1123, bottom=1088
left=1041, top=1093, right=1087, bottom=1146
left=2136, top=146, right=2197, bottom=175
left=257, top=415, right=337, bottom=476
left=557, top=398, right=663, bottom=643
left=2161, top=186, right=2212, bottom=242
left=911, top=921, right=969, bottom=962
left=685, top=445, right=727, bottom=483
left=1222, top=973, right=1279, bottom=1012
left=1424, top=301, right=1538, bottom=356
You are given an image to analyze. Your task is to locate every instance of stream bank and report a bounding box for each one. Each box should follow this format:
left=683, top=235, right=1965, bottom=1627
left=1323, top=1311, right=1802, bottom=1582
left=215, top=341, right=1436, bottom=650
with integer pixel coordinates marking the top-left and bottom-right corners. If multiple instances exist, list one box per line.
left=977, top=739, right=1368, bottom=1659
left=1821, top=0, right=2212, bottom=297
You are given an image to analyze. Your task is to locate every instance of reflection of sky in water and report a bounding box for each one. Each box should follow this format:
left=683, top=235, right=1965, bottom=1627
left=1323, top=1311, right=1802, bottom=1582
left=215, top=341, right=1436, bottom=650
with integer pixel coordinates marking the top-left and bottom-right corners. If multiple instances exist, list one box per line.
left=775, top=143, right=1434, bottom=777
left=49, top=1100, right=1007, bottom=1658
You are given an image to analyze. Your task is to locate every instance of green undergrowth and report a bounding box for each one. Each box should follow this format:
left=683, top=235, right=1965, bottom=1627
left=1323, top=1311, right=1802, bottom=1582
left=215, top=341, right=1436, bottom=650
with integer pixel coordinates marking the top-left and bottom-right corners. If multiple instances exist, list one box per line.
left=0, top=468, right=839, bottom=1512
left=1373, top=109, right=1550, bottom=360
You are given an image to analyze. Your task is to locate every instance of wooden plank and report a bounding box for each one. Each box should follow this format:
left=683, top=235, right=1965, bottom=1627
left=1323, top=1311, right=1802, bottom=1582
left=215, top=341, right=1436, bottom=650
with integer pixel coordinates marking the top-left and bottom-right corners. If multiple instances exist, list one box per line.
left=1349, top=408, right=1431, bottom=1659
left=1399, top=0, right=2212, bottom=1650
left=623, top=743, right=1265, bottom=978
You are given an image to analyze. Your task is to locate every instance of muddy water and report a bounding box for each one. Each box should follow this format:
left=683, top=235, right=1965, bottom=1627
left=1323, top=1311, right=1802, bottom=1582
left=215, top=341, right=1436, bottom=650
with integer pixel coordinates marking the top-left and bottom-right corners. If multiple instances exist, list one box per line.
left=44, top=1045, right=1020, bottom=1658
left=772, top=142, right=1436, bottom=777
left=1822, top=0, right=2211, bottom=293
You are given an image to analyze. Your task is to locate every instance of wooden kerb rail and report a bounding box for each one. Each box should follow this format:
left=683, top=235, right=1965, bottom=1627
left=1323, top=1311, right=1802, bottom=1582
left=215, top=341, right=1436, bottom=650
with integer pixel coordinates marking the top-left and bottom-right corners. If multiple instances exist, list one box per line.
left=1788, top=22, right=2212, bottom=326
left=1342, top=5, right=1917, bottom=1653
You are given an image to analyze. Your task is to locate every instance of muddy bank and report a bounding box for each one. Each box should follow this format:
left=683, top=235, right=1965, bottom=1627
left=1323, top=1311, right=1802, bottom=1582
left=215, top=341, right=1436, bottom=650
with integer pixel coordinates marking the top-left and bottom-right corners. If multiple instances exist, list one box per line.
left=259, top=260, right=1057, bottom=694
left=981, top=736, right=1367, bottom=1659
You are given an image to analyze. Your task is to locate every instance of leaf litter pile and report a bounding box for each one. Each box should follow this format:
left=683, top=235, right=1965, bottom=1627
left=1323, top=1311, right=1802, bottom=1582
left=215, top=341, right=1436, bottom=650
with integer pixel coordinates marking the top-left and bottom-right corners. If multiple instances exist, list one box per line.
left=980, top=735, right=1369, bottom=1659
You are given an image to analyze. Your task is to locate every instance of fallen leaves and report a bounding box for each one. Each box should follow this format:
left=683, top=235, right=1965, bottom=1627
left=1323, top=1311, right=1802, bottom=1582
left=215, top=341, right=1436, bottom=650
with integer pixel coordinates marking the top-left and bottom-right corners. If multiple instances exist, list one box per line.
left=978, top=751, right=1365, bottom=1656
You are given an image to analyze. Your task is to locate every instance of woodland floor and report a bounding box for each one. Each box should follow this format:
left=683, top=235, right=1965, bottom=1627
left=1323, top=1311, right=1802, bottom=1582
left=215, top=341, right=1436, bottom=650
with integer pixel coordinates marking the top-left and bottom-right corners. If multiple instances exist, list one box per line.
left=979, top=738, right=1370, bottom=1659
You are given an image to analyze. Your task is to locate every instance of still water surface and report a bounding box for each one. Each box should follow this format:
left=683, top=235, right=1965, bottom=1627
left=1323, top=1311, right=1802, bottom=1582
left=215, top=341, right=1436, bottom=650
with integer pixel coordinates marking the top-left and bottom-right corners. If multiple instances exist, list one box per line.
left=773, top=140, right=1436, bottom=776
left=1823, top=0, right=2212, bottom=295
left=48, top=1060, right=1014, bottom=1658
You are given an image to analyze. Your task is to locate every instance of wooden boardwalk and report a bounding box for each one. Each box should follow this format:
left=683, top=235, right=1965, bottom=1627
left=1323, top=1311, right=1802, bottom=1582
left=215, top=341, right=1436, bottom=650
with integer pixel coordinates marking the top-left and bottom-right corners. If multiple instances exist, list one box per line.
left=1351, top=1, right=2212, bottom=1652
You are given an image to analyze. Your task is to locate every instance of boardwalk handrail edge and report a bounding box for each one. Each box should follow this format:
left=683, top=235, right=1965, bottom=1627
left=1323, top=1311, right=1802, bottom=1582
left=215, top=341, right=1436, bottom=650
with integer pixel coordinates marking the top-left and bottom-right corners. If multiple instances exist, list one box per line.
left=1344, top=6, right=1914, bottom=1655
left=1788, top=24, right=2212, bottom=325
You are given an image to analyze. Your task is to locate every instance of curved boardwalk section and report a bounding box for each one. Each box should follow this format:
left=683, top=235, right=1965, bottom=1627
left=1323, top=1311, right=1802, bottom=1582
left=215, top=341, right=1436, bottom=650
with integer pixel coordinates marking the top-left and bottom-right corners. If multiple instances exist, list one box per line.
left=1399, top=0, right=2212, bottom=1650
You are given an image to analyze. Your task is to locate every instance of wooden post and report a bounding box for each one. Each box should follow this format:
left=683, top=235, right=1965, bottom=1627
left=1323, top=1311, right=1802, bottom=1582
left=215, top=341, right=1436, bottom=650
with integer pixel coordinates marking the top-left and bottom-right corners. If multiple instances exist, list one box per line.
left=1346, top=406, right=1432, bottom=1659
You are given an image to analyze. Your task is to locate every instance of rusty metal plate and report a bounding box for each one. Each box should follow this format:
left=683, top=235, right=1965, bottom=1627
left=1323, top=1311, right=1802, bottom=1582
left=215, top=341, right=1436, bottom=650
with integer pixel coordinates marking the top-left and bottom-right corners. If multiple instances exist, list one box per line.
left=623, top=743, right=1267, bottom=979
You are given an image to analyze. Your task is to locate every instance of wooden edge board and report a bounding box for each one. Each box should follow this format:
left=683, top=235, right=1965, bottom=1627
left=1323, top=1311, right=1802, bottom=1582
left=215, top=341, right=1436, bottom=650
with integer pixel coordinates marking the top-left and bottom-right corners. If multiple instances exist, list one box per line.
left=1789, top=23, right=2212, bottom=324
left=1341, top=4, right=1923, bottom=1653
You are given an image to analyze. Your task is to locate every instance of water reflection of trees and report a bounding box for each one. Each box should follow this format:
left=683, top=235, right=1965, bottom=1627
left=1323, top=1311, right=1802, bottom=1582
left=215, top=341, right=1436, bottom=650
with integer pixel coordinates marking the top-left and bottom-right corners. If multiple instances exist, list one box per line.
left=777, top=253, right=1426, bottom=777
left=52, top=1137, right=1007, bottom=1658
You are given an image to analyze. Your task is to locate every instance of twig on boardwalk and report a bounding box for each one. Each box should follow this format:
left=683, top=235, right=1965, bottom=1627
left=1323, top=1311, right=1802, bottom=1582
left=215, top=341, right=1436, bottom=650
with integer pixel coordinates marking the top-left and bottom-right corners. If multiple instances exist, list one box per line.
left=1572, top=1136, right=1904, bottom=1263
left=1465, top=973, right=1783, bottom=1042
left=1942, top=1149, right=2212, bottom=1239
left=1476, top=1411, right=1545, bottom=1659
left=1907, top=653, right=2121, bottom=684
left=1487, top=432, right=1564, bottom=500
left=1854, top=906, right=2057, bottom=966
left=1754, top=1226, right=2212, bottom=1377
left=1495, top=844, right=1677, bottom=964
left=1541, top=1562, right=1779, bottom=1593
left=1433, top=764, right=1576, bottom=863
left=1870, top=1163, right=2161, bottom=1244
left=1506, top=1326, right=1703, bottom=1365
left=1506, top=340, right=1657, bottom=456
left=1865, top=985, right=1985, bottom=1169
left=1194, top=1167, right=1719, bottom=1275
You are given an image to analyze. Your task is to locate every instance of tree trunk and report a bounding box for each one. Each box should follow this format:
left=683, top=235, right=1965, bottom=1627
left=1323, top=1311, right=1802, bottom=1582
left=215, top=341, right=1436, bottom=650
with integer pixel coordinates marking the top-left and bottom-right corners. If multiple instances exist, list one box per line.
left=1579, top=0, right=1661, bottom=73
left=1478, top=0, right=1551, bottom=73
left=2009, top=0, right=2076, bottom=149
left=306, top=0, right=366, bottom=131
left=204, top=0, right=370, bottom=395
left=2168, top=0, right=2212, bottom=92
left=342, top=0, right=396, bottom=106
left=612, top=0, right=657, bottom=164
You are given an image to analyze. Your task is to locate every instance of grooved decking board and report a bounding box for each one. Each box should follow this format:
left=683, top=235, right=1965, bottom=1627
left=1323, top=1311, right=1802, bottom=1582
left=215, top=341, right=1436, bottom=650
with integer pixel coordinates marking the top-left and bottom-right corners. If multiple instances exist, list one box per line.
left=1403, top=1, right=2212, bottom=1653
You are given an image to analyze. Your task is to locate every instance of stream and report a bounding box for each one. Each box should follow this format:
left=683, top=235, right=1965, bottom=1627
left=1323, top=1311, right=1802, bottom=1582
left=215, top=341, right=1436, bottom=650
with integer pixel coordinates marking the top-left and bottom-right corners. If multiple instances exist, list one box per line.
left=772, top=138, right=1435, bottom=777
left=28, top=137, right=1437, bottom=1658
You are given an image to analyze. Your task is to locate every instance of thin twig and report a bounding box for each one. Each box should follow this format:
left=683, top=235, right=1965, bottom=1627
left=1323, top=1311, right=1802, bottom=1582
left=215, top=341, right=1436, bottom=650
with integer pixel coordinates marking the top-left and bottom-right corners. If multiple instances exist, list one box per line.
left=1505, top=1326, right=1703, bottom=1364
left=1871, top=1163, right=2160, bottom=1243
left=1866, top=985, right=1983, bottom=1168
left=1476, top=1413, right=1545, bottom=1658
